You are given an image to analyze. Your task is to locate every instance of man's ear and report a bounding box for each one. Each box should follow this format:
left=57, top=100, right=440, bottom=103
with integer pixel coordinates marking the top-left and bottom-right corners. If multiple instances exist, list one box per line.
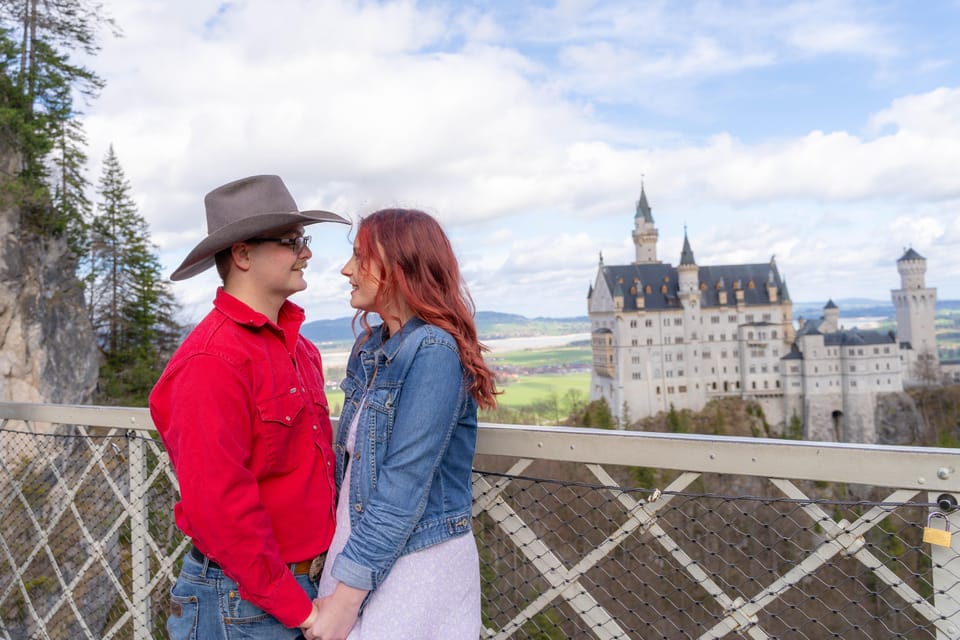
left=231, top=242, right=253, bottom=273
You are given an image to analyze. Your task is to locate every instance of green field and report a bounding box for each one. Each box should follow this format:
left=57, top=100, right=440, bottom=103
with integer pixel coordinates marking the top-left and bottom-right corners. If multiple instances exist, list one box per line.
left=323, top=345, right=591, bottom=416
left=495, top=372, right=590, bottom=408
left=486, top=345, right=591, bottom=368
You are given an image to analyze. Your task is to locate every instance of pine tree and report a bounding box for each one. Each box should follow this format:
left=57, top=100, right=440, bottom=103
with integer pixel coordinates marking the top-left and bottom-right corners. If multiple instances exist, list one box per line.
left=0, top=0, right=116, bottom=235
left=87, top=145, right=180, bottom=404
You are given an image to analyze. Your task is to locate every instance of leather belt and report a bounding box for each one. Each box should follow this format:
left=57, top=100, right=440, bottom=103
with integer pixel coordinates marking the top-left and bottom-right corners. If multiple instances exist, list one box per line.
left=189, top=546, right=322, bottom=577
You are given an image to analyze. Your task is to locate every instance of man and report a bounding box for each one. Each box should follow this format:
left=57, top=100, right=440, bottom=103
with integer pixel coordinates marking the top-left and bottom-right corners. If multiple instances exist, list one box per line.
left=150, top=175, right=349, bottom=638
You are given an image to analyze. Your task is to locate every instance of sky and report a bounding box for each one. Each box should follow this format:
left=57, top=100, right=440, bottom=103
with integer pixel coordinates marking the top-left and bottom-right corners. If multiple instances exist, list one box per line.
left=78, top=0, right=960, bottom=323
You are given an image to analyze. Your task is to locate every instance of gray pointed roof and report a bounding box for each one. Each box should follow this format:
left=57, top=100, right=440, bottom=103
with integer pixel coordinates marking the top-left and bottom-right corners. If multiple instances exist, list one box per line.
left=680, top=231, right=696, bottom=266
left=634, top=184, right=654, bottom=223
left=898, top=247, right=925, bottom=262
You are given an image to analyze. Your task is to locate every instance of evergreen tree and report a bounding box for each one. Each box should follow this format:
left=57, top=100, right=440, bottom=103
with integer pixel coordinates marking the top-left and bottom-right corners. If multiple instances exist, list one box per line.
left=87, top=145, right=180, bottom=404
left=0, top=0, right=116, bottom=235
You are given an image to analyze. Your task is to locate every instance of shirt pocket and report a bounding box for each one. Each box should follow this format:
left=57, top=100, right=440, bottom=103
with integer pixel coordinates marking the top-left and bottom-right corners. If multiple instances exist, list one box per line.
left=255, top=390, right=305, bottom=472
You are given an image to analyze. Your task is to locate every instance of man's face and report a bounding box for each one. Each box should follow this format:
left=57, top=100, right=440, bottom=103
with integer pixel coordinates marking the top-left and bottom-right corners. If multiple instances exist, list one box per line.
left=244, top=224, right=312, bottom=298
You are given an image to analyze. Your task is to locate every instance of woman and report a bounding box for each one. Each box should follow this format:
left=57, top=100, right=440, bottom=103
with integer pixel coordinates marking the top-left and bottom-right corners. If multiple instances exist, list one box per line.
left=305, top=209, right=498, bottom=640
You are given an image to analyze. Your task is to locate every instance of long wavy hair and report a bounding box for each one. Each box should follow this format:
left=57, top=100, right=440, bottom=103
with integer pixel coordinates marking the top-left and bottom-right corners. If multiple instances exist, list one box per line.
left=352, top=208, right=498, bottom=409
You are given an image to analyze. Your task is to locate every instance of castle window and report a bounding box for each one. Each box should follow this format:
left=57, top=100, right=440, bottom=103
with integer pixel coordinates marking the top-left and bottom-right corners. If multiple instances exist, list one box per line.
left=703, top=351, right=711, bottom=359
left=663, top=318, right=670, bottom=327
left=729, top=315, right=737, bottom=323
left=645, top=285, right=652, bottom=294
left=630, top=319, right=637, bottom=328
left=677, top=353, right=684, bottom=361
left=632, top=372, right=642, bottom=380
left=720, top=333, right=726, bottom=341
left=746, top=314, right=754, bottom=322
left=661, top=284, right=668, bottom=294
left=632, top=356, right=640, bottom=365
left=645, top=319, right=653, bottom=327
left=678, top=369, right=684, bottom=377
left=665, top=353, right=673, bottom=361
left=700, top=283, right=707, bottom=290
left=656, top=386, right=661, bottom=394
left=711, top=316, right=720, bottom=324
left=679, top=385, right=687, bottom=393
left=762, top=313, right=771, bottom=321
left=674, top=318, right=682, bottom=326
left=676, top=337, right=684, bottom=344
left=663, top=275, right=670, bottom=282
left=748, top=280, right=755, bottom=289
left=631, top=339, right=638, bottom=346
left=772, top=330, right=777, bottom=339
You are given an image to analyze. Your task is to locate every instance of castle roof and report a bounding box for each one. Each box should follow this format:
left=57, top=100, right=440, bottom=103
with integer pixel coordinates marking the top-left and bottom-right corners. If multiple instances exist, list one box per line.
left=634, top=184, right=654, bottom=223
left=824, top=299, right=837, bottom=309
left=600, top=261, right=787, bottom=311
left=679, top=230, right=696, bottom=266
left=898, top=247, right=925, bottom=262
left=823, top=328, right=896, bottom=346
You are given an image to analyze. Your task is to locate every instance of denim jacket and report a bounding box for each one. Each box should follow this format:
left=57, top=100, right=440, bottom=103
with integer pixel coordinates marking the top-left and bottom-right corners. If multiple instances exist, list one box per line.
left=330, top=317, right=478, bottom=593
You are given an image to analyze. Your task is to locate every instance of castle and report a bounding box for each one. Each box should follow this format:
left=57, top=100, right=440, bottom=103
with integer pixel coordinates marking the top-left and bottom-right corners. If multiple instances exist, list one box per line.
left=587, top=186, right=944, bottom=442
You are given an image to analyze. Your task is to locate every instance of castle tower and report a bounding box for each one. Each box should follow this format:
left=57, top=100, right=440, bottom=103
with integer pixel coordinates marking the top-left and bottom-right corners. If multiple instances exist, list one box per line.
left=821, top=299, right=839, bottom=333
left=892, top=248, right=939, bottom=382
left=632, top=184, right=659, bottom=264
left=677, top=229, right=699, bottom=308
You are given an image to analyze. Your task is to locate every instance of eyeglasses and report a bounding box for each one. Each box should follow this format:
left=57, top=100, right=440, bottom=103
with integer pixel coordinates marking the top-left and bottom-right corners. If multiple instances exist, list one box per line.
left=247, top=235, right=312, bottom=254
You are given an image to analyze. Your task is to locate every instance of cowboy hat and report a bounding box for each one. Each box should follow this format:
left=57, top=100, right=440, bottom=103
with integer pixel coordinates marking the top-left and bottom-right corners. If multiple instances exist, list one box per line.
left=170, top=174, right=350, bottom=281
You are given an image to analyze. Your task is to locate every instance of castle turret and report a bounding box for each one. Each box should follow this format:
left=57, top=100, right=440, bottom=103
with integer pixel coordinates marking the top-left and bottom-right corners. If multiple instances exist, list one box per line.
left=892, top=248, right=939, bottom=383
left=821, top=299, right=839, bottom=333
left=678, top=229, right=699, bottom=307
left=632, top=183, right=659, bottom=264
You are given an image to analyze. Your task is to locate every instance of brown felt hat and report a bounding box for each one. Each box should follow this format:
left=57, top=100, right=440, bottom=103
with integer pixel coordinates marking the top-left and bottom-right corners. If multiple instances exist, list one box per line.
left=170, top=175, right=349, bottom=281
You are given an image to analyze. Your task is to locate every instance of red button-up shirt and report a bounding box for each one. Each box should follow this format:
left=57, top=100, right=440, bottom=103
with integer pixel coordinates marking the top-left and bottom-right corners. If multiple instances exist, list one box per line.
left=150, top=288, right=336, bottom=628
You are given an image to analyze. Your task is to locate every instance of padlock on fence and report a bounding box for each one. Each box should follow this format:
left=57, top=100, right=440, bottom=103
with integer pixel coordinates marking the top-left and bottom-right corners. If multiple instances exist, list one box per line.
left=924, top=512, right=953, bottom=547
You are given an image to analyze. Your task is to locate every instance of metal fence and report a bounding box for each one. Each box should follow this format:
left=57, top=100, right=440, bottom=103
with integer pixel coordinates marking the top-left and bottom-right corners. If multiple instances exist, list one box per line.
left=3, top=402, right=960, bottom=639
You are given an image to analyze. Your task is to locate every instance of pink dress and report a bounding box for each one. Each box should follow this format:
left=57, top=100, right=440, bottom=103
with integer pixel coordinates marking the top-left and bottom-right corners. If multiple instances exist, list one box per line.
left=318, top=408, right=481, bottom=639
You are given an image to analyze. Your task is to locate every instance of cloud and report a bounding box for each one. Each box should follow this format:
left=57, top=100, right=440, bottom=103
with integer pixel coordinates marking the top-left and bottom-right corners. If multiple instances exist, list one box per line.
left=78, top=0, right=960, bottom=321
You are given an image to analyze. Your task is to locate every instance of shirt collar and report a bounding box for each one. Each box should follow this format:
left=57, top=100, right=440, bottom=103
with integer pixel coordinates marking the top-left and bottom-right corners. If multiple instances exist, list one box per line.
left=213, top=287, right=305, bottom=334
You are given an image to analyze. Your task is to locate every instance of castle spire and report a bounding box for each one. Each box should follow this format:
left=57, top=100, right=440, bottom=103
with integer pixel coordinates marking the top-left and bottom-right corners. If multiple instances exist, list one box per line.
left=679, top=226, right=696, bottom=265
left=635, top=182, right=654, bottom=223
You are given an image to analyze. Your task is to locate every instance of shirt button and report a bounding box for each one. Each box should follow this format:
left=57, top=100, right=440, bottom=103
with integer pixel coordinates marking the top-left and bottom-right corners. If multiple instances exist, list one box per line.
left=312, top=425, right=317, bottom=431
left=289, top=387, right=297, bottom=394
left=354, top=504, right=362, bottom=512
left=354, top=452, right=360, bottom=461
left=285, top=416, right=291, bottom=421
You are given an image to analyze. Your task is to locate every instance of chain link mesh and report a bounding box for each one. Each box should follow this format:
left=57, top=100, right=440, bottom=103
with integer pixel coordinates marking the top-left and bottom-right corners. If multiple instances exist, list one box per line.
left=1, top=423, right=957, bottom=639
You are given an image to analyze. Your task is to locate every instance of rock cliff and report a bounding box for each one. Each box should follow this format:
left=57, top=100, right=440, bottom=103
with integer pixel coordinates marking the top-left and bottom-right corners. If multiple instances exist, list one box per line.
left=0, top=146, right=98, bottom=403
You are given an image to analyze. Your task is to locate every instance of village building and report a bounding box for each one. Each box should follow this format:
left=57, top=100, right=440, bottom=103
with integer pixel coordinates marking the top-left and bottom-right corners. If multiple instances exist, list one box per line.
left=588, top=187, right=942, bottom=442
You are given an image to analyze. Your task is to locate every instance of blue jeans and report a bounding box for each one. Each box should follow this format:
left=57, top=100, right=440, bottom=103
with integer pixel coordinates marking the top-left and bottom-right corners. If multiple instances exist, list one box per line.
left=167, top=552, right=318, bottom=640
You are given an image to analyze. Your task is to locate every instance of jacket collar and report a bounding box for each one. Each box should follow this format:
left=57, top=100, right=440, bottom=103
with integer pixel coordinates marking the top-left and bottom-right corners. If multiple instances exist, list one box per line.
left=358, top=317, right=427, bottom=362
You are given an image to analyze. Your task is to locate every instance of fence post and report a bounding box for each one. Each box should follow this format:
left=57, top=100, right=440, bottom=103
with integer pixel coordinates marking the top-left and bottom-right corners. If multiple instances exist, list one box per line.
left=928, top=491, right=960, bottom=640
left=129, top=432, right=150, bottom=638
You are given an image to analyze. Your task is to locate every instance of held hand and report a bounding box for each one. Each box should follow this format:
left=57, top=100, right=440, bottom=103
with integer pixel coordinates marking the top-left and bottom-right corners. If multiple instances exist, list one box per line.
left=303, top=583, right=367, bottom=640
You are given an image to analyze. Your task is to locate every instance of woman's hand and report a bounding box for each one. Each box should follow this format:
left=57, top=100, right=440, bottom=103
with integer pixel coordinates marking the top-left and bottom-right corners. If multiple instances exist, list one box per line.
left=302, top=583, right=367, bottom=640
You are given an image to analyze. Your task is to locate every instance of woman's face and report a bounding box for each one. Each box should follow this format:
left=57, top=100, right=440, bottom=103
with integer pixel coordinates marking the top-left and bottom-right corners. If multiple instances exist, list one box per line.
left=341, top=237, right=382, bottom=313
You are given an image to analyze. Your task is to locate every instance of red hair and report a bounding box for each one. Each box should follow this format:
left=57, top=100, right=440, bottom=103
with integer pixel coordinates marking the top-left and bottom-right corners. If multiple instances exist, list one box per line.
left=353, top=209, right=498, bottom=409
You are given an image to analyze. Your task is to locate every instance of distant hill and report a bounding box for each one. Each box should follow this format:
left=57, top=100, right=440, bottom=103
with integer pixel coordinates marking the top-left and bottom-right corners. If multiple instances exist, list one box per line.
left=301, top=301, right=959, bottom=345
left=793, top=298, right=960, bottom=320
left=301, top=311, right=590, bottom=344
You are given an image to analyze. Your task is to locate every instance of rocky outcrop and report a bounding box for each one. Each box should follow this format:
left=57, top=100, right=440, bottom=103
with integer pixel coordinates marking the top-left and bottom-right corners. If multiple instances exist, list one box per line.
left=0, top=147, right=98, bottom=404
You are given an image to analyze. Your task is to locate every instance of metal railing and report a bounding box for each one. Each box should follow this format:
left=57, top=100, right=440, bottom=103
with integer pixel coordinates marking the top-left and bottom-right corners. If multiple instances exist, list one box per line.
left=2, top=401, right=960, bottom=639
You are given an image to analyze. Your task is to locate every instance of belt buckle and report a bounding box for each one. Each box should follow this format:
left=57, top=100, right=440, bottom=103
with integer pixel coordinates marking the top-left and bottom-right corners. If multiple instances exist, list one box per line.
left=308, top=553, right=327, bottom=582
